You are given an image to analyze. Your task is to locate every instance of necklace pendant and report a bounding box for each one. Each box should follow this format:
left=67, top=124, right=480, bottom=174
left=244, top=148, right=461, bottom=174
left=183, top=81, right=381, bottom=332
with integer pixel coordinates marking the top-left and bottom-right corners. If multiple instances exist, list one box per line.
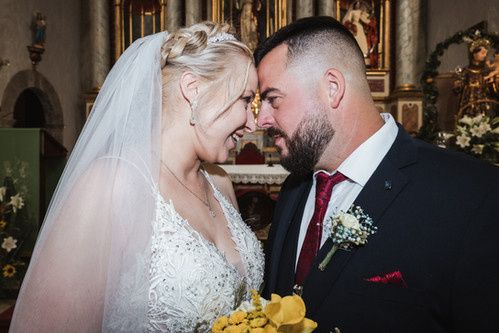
left=209, top=210, right=216, bottom=218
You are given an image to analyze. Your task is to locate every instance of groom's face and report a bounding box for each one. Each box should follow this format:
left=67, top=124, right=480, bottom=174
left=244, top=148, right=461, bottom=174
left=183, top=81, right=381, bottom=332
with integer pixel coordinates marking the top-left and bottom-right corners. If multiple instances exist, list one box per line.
left=257, top=44, right=312, bottom=156
left=257, top=44, right=335, bottom=175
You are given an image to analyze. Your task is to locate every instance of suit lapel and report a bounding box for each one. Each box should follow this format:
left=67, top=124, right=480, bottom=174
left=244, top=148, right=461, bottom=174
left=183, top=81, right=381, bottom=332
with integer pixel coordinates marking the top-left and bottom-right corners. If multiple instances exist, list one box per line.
left=267, top=176, right=312, bottom=293
left=302, top=127, right=417, bottom=315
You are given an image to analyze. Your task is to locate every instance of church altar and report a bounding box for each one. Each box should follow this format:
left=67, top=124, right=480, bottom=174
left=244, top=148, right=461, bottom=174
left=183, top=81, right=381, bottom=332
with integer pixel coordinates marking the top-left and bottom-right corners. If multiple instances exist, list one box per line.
left=218, top=164, right=289, bottom=185
left=219, top=164, right=288, bottom=240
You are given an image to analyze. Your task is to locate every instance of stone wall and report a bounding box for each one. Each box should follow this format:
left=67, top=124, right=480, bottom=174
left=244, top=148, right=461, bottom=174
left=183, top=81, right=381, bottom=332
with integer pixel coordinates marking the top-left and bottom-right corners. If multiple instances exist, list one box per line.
left=0, top=0, right=82, bottom=149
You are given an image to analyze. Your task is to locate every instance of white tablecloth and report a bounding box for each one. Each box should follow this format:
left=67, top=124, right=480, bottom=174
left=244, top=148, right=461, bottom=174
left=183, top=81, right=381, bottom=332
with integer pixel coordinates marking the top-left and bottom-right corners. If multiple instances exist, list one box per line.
left=218, top=164, right=289, bottom=185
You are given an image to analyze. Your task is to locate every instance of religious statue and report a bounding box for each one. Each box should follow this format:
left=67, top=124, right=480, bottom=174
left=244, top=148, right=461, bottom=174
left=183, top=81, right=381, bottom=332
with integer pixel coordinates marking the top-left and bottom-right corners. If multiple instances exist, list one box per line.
left=342, top=0, right=378, bottom=67
left=453, top=37, right=498, bottom=118
left=31, top=12, right=47, bottom=48
left=484, top=52, right=499, bottom=88
left=236, top=0, right=261, bottom=51
left=27, top=12, right=47, bottom=68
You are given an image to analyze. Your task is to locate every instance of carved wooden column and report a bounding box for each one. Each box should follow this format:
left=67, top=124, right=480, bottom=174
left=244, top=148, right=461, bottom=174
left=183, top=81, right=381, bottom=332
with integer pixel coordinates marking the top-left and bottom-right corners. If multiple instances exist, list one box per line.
left=160, top=0, right=167, bottom=31
left=395, top=0, right=425, bottom=91
left=391, top=0, right=426, bottom=135
left=114, top=0, right=122, bottom=60
left=186, top=0, right=202, bottom=26
left=87, top=0, right=110, bottom=91
left=82, top=0, right=110, bottom=117
left=287, top=0, right=293, bottom=23
left=167, top=0, right=182, bottom=32
left=296, top=0, right=313, bottom=19
left=206, top=0, right=212, bottom=21
left=317, top=0, right=335, bottom=17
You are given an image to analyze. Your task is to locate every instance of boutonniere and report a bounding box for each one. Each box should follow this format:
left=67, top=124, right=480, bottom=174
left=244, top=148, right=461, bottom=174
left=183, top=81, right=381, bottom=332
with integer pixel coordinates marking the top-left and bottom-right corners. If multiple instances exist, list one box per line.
left=318, top=205, right=377, bottom=271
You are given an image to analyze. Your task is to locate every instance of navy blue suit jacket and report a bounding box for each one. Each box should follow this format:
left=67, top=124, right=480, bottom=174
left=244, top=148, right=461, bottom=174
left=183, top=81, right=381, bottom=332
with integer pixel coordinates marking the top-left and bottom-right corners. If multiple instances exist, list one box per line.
left=263, top=126, right=499, bottom=332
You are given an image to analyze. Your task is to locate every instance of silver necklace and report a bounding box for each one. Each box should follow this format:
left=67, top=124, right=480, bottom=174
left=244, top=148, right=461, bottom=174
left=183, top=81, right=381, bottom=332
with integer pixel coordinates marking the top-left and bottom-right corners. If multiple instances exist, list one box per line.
left=161, top=162, right=216, bottom=218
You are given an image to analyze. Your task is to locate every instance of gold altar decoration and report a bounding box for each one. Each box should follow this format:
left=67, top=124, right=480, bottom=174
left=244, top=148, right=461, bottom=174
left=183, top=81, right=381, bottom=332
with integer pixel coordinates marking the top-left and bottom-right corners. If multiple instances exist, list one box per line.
left=211, top=0, right=287, bottom=50
left=113, top=0, right=166, bottom=61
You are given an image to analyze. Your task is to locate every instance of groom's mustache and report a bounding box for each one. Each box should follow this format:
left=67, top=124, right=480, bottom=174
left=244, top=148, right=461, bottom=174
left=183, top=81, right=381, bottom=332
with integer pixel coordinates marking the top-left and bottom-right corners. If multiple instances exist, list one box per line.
left=266, top=127, right=288, bottom=140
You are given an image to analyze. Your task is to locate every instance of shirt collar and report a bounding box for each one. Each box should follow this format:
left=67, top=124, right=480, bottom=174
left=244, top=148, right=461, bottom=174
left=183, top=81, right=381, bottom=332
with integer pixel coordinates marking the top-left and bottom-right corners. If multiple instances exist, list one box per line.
left=314, top=113, right=398, bottom=186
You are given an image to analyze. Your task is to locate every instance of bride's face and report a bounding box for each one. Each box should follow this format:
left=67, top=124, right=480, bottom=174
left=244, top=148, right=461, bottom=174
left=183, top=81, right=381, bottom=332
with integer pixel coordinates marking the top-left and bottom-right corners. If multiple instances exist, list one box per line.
left=196, top=63, right=258, bottom=163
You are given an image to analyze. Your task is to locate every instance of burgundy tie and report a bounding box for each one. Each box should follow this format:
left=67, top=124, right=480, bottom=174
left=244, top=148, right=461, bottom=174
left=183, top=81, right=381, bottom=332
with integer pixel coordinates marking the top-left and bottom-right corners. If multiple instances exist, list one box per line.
left=294, top=171, right=347, bottom=286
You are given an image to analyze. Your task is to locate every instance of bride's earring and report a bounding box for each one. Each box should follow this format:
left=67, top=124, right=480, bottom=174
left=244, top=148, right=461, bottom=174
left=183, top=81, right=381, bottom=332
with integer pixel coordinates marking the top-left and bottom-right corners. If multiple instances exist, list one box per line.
left=189, top=100, right=198, bottom=125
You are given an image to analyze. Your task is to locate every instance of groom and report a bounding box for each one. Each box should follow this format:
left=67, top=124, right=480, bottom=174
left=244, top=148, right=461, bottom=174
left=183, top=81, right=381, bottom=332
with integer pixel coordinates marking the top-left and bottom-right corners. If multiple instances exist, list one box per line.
left=255, top=16, right=499, bottom=332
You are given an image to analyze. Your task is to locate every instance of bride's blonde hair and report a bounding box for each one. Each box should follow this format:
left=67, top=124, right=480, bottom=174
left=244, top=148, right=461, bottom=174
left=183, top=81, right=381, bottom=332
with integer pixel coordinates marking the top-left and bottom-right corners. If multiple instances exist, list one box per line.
left=161, top=22, right=253, bottom=123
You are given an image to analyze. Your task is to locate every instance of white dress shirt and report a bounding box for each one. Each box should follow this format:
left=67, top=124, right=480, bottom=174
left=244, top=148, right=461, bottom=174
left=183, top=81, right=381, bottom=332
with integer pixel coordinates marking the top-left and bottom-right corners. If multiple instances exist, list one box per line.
left=295, top=113, right=399, bottom=268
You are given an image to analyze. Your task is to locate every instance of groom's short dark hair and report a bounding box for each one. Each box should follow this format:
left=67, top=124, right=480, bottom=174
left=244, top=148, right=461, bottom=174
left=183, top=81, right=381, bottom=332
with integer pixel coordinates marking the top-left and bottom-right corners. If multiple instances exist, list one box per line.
left=254, top=16, right=364, bottom=71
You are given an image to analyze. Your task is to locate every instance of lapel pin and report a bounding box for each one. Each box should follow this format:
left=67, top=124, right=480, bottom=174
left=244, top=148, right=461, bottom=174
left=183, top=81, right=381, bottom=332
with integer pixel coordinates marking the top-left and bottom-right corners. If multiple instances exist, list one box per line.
left=384, top=180, right=392, bottom=190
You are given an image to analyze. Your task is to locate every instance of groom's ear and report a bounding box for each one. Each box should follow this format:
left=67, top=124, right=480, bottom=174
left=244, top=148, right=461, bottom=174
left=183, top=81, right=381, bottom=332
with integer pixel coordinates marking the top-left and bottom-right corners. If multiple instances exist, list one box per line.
left=179, top=71, right=201, bottom=104
left=324, top=68, right=345, bottom=109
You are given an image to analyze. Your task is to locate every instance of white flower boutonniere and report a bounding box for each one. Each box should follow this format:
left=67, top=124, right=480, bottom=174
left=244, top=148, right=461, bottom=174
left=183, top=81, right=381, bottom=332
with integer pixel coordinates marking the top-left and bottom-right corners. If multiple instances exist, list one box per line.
left=318, top=205, right=377, bottom=271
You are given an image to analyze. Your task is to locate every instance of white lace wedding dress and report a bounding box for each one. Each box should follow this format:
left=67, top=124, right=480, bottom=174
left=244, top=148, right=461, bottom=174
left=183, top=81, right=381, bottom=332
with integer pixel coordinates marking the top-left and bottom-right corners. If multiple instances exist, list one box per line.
left=147, top=171, right=264, bottom=332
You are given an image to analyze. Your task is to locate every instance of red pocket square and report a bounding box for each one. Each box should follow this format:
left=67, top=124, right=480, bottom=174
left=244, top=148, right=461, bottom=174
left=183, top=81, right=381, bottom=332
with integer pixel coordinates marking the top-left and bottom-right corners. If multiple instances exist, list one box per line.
left=364, top=270, right=407, bottom=288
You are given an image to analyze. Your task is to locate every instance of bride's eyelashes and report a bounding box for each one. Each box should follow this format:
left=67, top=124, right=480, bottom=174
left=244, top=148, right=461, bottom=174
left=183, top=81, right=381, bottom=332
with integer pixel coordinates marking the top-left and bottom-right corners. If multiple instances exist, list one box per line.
left=240, top=95, right=253, bottom=108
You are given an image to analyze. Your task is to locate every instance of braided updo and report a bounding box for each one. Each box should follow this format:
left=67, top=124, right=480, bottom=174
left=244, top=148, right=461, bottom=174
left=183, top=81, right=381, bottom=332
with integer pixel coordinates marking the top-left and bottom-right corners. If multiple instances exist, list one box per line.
left=161, top=21, right=252, bottom=79
left=160, top=22, right=254, bottom=124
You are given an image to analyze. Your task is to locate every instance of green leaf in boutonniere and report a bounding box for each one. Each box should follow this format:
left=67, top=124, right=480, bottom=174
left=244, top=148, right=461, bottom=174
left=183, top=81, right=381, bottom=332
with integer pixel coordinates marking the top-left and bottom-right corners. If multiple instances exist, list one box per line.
left=318, top=205, right=377, bottom=271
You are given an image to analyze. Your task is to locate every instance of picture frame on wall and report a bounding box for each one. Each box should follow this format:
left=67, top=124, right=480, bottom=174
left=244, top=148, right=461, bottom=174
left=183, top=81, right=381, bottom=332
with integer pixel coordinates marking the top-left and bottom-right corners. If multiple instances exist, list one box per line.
left=335, top=0, right=390, bottom=71
left=336, top=0, right=392, bottom=99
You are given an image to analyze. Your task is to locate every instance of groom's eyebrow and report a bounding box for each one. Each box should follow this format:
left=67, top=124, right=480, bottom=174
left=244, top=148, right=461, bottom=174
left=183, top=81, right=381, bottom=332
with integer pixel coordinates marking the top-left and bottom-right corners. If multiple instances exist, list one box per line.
left=260, top=88, right=280, bottom=101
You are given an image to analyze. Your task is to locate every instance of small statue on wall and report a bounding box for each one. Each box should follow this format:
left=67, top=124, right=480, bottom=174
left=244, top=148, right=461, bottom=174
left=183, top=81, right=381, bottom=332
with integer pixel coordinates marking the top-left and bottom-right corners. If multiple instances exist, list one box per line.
left=31, top=12, right=47, bottom=48
left=27, top=11, right=46, bottom=68
left=453, top=36, right=498, bottom=119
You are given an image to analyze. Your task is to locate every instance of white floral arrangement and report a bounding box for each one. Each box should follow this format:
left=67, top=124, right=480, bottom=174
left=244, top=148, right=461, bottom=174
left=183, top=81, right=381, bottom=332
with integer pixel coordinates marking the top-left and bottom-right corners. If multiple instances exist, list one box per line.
left=319, top=205, right=377, bottom=271
left=453, top=114, right=499, bottom=164
left=0, top=160, right=30, bottom=296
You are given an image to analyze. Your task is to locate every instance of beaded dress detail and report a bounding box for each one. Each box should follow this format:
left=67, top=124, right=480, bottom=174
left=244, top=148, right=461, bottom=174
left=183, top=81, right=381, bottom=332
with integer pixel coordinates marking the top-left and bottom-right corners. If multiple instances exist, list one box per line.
left=147, top=170, right=264, bottom=332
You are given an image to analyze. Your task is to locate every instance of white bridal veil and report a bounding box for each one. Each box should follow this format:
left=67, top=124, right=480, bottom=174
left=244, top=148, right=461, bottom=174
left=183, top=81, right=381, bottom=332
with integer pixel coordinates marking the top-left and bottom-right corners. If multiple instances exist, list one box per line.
left=10, top=31, right=168, bottom=332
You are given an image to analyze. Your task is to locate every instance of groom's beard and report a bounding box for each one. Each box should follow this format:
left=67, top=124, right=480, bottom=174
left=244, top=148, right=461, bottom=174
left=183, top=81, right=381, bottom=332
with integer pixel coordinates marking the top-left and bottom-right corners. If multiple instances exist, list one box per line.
left=269, top=109, right=335, bottom=177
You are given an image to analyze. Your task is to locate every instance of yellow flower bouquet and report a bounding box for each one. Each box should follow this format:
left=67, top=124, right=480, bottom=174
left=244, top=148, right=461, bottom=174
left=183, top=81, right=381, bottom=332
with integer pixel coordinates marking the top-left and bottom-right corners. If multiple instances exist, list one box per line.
left=212, top=290, right=317, bottom=333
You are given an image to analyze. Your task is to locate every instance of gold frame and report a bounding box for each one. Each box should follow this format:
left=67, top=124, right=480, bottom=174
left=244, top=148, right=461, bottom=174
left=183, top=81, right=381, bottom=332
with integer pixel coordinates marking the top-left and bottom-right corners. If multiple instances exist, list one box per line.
left=113, top=0, right=167, bottom=62
left=335, top=0, right=391, bottom=71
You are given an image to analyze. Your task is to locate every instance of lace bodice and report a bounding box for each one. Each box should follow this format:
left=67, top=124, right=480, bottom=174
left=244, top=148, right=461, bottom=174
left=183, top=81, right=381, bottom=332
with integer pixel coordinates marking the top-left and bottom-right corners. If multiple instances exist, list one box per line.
left=147, top=171, right=264, bottom=332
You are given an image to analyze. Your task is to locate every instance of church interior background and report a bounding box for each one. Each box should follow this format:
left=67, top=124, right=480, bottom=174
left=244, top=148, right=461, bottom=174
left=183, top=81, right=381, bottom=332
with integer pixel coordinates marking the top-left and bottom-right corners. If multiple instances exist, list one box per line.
left=0, top=0, right=497, bottom=328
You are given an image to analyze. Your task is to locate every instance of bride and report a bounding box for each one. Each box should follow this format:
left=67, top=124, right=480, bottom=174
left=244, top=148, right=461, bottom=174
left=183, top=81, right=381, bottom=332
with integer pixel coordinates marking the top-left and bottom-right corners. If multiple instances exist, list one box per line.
left=10, top=22, right=264, bottom=332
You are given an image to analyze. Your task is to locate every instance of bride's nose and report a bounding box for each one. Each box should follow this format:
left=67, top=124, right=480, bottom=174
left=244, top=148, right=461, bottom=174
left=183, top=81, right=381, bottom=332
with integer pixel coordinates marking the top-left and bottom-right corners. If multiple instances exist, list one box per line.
left=245, top=109, right=256, bottom=133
